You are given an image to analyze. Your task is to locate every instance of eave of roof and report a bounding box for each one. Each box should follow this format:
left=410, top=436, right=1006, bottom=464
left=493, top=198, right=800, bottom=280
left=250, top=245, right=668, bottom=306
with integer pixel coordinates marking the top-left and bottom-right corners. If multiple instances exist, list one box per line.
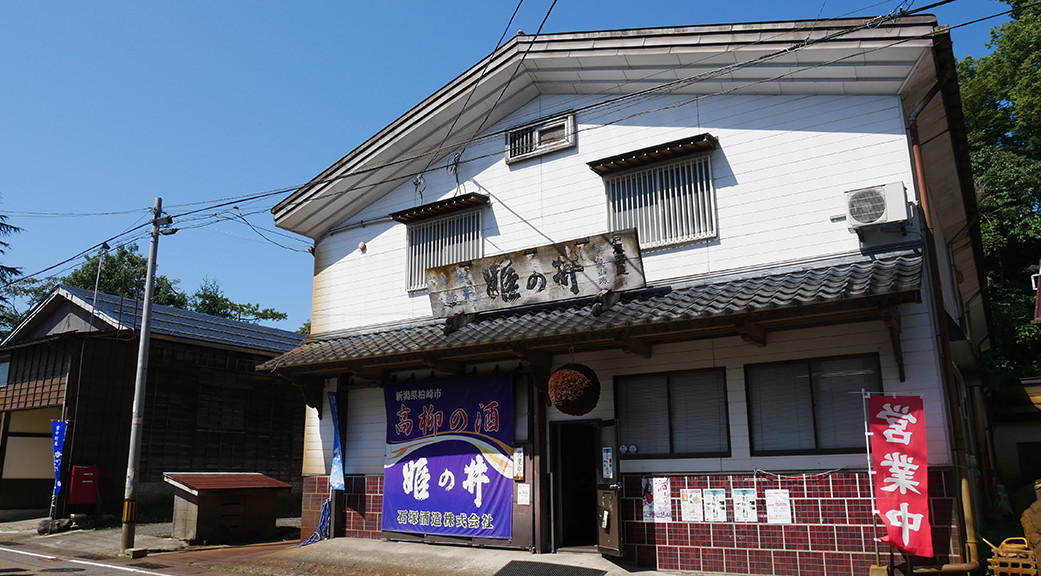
left=272, top=16, right=940, bottom=240
left=260, top=250, right=923, bottom=377
left=1, top=285, right=305, bottom=355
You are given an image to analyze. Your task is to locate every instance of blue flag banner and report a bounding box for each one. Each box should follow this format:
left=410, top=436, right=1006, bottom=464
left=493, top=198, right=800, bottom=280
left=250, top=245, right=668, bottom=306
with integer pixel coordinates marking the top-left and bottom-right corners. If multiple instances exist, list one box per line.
left=327, top=391, right=345, bottom=491
left=52, top=421, right=67, bottom=496
left=382, top=375, right=514, bottom=539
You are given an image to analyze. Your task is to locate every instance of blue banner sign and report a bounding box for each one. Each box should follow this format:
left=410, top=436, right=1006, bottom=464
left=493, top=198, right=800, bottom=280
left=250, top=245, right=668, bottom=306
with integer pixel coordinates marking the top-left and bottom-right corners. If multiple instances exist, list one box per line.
left=52, top=420, right=67, bottom=496
left=382, top=376, right=514, bottom=539
left=328, top=391, right=345, bottom=490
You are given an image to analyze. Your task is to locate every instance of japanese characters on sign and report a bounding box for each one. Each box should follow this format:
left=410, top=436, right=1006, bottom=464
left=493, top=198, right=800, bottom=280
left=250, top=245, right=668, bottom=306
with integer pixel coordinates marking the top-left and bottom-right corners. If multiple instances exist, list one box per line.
left=382, top=376, right=514, bottom=539
left=869, top=395, right=933, bottom=557
left=425, top=229, right=645, bottom=317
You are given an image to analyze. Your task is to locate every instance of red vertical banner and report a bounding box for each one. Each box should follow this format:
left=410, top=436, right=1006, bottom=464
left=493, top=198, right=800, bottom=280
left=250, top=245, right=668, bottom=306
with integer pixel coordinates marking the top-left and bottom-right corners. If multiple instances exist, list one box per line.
left=869, top=395, right=933, bottom=557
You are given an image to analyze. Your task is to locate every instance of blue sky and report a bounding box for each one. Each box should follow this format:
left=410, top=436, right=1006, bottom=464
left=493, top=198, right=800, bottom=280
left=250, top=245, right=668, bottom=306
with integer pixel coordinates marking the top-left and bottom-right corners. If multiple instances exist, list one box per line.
left=0, top=0, right=1012, bottom=331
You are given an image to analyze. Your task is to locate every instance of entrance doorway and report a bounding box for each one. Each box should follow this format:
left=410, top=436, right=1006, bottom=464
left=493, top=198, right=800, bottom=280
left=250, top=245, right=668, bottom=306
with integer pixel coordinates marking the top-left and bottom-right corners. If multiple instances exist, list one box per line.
left=552, top=421, right=598, bottom=549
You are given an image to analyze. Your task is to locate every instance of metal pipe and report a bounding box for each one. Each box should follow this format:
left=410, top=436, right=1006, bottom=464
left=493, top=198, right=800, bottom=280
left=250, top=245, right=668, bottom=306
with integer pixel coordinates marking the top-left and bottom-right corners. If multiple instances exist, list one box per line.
left=905, top=79, right=980, bottom=575
left=912, top=477, right=979, bottom=574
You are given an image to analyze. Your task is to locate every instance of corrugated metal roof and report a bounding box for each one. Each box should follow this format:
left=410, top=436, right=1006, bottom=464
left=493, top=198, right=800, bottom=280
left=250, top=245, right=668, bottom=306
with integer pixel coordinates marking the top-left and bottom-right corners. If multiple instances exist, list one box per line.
left=163, top=472, right=291, bottom=494
left=261, top=251, right=922, bottom=372
left=59, top=285, right=305, bottom=354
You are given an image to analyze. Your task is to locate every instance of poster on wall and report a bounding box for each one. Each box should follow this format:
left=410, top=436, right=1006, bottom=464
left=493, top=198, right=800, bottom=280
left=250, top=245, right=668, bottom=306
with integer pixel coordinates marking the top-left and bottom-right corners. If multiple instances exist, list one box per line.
left=765, top=489, right=793, bottom=524
left=680, top=489, right=703, bottom=522
left=869, top=395, right=933, bottom=557
left=382, top=375, right=514, bottom=539
left=641, top=477, right=672, bottom=522
left=733, top=488, right=757, bottom=522
left=703, top=489, right=727, bottom=522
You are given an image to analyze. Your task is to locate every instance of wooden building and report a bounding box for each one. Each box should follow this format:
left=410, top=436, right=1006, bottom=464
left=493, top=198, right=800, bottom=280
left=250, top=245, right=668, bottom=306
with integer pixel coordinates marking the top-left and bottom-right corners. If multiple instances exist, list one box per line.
left=0, top=285, right=306, bottom=518
left=261, top=17, right=991, bottom=576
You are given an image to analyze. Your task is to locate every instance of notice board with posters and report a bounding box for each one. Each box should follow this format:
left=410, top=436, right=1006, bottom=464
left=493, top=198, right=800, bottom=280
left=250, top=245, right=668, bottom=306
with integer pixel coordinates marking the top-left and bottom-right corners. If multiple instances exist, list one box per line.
left=382, top=375, right=515, bottom=540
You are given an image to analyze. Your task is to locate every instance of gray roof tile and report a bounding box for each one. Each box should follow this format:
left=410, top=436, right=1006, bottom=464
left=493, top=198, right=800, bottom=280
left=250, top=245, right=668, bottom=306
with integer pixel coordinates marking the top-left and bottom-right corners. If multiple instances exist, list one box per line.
left=261, top=251, right=922, bottom=371
left=61, top=285, right=304, bottom=354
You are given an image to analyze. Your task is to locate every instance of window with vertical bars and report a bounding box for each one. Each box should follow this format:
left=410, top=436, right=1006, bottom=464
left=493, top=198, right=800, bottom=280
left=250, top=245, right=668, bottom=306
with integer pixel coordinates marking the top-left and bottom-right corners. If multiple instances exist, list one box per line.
left=407, top=210, right=483, bottom=291
left=615, top=368, right=729, bottom=458
left=746, top=354, right=882, bottom=455
left=606, top=154, right=716, bottom=249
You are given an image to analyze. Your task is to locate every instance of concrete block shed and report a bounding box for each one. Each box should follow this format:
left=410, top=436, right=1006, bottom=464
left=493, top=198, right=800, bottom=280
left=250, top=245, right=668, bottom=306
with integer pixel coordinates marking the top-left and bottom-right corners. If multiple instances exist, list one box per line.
left=164, top=472, right=291, bottom=543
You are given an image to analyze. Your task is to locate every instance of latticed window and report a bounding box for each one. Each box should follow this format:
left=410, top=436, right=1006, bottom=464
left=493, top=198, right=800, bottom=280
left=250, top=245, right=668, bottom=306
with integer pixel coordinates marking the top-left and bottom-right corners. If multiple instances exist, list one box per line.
left=407, top=210, right=483, bottom=291
left=606, top=154, right=716, bottom=249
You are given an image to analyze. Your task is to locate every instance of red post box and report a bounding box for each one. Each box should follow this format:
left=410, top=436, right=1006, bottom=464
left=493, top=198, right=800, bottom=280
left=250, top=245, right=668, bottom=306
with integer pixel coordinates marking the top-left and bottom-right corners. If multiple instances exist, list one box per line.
left=67, top=466, right=99, bottom=505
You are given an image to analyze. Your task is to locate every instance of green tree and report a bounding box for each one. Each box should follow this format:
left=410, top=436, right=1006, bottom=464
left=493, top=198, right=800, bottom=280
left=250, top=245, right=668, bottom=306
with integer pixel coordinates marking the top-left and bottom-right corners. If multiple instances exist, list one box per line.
left=189, top=278, right=287, bottom=323
left=0, top=202, right=22, bottom=292
left=957, top=0, right=1041, bottom=381
left=60, top=244, right=189, bottom=308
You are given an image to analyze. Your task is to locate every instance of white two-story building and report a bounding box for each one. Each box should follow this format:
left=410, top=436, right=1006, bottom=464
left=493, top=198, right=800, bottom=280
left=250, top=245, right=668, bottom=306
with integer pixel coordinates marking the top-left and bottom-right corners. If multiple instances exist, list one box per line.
left=262, top=15, right=990, bottom=576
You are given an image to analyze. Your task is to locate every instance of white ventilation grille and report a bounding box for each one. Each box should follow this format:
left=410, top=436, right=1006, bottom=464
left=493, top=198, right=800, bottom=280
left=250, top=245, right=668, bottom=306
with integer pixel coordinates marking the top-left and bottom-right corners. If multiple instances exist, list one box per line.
left=505, top=114, right=575, bottom=164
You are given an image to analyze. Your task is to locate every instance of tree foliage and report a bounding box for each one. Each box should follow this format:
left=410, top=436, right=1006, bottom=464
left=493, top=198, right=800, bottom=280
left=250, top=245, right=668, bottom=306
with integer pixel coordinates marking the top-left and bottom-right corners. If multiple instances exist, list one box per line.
left=1, top=244, right=287, bottom=334
left=0, top=199, right=22, bottom=291
left=60, top=244, right=189, bottom=308
left=958, top=0, right=1041, bottom=381
left=189, top=277, right=287, bottom=323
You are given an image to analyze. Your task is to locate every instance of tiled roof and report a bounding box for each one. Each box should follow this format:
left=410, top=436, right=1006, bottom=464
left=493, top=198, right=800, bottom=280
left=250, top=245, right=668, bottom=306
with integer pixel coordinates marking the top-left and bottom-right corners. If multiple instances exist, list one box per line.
left=163, top=472, right=291, bottom=494
left=60, top=285, right=304, bottom=354
left=261, top=251, right=922, bottom=372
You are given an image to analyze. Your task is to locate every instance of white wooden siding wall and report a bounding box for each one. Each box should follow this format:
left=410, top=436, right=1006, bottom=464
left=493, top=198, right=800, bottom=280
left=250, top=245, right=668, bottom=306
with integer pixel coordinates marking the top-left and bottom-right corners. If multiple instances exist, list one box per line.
left=336, top=300, right=950, bottom=477
left=301, top=381, right=338, bottom=476
left=543, top=303, right=949, bottom=474
left=343, top=387, right=387, bottom=475
left=311, top=93, right=916, bottom=333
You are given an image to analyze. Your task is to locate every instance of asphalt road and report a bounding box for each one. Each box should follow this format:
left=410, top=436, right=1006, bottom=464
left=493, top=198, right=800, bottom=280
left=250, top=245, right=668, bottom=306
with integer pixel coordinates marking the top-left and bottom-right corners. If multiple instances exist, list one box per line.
left=0, top=545, right=170, bottom=575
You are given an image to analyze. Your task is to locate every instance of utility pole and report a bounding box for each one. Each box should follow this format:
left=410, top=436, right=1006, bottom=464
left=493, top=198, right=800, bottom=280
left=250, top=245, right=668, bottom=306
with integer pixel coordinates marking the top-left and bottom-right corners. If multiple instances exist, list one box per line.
left=121, top=197, right=171, bottom=554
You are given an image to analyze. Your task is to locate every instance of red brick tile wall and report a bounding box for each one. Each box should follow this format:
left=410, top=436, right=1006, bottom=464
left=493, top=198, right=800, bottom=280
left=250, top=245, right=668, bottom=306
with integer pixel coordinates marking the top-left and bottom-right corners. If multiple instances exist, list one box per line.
left=620, top=469, right=959, bottom=576
left=300, top=475, right=329, bottom=541
left=344, top=475, right=383, bottom=539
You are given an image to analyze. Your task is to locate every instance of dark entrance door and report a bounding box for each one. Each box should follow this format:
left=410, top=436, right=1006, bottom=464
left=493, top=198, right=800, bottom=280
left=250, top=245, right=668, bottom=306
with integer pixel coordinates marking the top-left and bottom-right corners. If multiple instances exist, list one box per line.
left=553, top=421, right=598, bottom=549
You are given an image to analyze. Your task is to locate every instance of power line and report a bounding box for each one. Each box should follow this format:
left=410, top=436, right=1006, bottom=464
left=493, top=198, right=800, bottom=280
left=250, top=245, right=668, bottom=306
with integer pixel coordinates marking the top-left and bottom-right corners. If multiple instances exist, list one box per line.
left=8, top=0, right=1015, bottom=288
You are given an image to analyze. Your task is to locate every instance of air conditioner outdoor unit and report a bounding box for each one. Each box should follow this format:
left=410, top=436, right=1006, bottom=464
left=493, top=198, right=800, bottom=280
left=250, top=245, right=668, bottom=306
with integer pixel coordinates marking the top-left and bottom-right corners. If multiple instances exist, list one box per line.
left=845, top=182, right=910, bottom=230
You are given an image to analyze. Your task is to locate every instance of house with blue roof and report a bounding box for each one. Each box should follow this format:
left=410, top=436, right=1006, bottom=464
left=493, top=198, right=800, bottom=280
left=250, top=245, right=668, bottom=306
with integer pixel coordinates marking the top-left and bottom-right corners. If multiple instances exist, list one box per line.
left=0, top=285, right=306, bottom=519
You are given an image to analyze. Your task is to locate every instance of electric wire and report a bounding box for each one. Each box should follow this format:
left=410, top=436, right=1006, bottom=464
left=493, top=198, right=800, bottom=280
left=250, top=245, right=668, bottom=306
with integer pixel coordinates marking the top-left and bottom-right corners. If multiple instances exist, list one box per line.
left=457, top=0, right=557, bottom=160
left=423, top=0, right=526, bottom=173
left=8, top=0, right=1018, bottom=290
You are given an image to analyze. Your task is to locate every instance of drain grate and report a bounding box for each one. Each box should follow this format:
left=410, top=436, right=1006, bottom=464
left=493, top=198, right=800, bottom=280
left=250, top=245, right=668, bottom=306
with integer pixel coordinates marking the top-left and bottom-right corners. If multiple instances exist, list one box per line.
left=0, top=569, right=30, bottom=574
left=40, top=569, right=87, bottom=573
left=129, top=563, right=169, bottom=570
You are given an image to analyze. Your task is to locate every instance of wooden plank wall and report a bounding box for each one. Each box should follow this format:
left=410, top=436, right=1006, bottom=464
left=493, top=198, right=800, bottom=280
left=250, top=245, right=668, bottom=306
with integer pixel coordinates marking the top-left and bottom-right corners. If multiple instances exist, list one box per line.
left=50, top=335, right=304, bottom=517
left=0, top=343, right=71, bottom=410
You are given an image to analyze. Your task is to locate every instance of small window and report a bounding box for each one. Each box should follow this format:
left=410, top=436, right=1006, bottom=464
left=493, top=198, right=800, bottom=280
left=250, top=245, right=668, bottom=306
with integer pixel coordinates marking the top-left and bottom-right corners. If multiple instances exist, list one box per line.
left=505, top=114, right=575, bottom=164
left=606, top=154, right=716, bottom=249
left=746, top=354, right=881, bottom=455
left=615, top=368, right=729, bottom=458
left=407, top=210, right=483, bottom=291
left=0, top=355, right=9, bottom=386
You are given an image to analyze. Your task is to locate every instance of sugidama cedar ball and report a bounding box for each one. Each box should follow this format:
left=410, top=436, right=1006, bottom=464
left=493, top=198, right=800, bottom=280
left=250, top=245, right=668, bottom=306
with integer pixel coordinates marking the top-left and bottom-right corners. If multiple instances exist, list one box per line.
left=548, top=363, right=601, bottom=416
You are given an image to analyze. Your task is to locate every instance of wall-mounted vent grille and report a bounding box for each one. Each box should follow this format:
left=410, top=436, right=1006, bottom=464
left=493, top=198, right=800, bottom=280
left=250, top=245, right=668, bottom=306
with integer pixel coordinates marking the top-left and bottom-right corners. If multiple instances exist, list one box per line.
left=505, top=114, right=575, bottom=164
